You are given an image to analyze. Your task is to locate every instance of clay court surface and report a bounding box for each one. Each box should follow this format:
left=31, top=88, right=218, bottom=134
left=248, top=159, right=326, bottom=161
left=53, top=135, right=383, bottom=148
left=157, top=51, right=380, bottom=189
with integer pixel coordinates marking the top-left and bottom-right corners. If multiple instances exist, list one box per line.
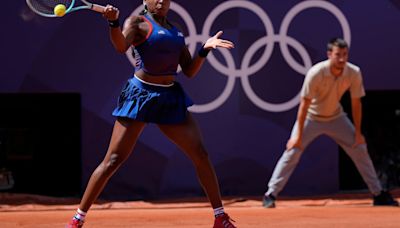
left=1, top=190, right=400, bottom=228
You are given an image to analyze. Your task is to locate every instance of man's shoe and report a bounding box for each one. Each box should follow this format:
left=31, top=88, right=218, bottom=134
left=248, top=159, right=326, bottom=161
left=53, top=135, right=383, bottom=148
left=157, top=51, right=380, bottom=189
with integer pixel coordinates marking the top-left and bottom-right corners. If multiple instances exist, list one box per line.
left=213, top=213, right=236, bottom=228
left=66, top=219, right=84, bottom=228
left=373, top=190, right=399, bottom=206
left=262, top=194, right=276, bottom=208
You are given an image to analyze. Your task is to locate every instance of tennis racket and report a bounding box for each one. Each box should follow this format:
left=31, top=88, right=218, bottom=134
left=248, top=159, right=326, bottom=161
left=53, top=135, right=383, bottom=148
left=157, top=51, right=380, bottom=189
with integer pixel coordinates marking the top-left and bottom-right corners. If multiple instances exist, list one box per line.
left=26, top=0, right=105, bottom=18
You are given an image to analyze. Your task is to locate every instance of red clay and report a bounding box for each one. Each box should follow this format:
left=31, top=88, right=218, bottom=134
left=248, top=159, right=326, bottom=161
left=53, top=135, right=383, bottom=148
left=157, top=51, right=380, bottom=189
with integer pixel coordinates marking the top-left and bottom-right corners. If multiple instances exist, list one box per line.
left=1, top=191, right=399, bottom=227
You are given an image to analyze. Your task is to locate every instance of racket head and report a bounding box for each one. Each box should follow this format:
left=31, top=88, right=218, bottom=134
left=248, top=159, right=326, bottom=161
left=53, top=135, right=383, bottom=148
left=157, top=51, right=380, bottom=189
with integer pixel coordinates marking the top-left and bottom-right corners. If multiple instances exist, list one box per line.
left=26, top=0, right=76, bottom=17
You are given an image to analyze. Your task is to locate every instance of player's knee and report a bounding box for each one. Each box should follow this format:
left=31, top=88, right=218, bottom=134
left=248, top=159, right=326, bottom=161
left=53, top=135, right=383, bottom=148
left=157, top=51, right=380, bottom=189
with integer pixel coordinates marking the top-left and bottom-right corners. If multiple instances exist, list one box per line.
left=99, top=153, right=127, bottom=176
left=109, top=153, right=127, bottom=165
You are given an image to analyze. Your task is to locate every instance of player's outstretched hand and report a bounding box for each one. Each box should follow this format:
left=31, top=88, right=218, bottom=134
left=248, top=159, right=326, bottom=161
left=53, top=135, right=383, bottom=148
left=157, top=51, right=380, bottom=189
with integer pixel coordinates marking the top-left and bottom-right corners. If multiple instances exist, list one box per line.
left=204, top=31, right=234, bottom=50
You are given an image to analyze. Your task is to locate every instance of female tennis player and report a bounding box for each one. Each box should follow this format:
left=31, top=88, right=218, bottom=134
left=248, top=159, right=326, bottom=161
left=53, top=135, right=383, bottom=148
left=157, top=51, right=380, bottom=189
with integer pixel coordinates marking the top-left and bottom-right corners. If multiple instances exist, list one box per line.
left=67, top=0, right=236, bottom=227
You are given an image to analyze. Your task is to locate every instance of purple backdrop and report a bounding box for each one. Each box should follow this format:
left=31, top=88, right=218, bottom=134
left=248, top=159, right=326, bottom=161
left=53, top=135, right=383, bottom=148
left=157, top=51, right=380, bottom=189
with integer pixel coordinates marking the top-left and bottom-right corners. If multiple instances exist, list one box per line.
left=2, top=0, right=400, bottom=200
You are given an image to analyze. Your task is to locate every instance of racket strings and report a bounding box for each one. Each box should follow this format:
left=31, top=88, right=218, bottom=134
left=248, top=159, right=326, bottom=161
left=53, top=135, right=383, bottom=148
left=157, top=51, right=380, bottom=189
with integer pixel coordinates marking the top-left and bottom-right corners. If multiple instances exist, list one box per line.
left=27, top=0, right=73, bottom=14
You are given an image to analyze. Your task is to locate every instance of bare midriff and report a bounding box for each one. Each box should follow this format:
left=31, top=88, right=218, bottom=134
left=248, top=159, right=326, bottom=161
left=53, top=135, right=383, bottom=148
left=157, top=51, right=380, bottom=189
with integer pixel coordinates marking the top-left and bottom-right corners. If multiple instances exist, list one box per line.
left=135, top=70, right=175, bottom=85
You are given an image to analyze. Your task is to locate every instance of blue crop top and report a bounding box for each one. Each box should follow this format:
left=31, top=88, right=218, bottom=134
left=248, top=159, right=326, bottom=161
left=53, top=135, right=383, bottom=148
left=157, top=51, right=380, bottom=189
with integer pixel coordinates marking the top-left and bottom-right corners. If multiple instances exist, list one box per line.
left=132, top=14, right=186, bottom=76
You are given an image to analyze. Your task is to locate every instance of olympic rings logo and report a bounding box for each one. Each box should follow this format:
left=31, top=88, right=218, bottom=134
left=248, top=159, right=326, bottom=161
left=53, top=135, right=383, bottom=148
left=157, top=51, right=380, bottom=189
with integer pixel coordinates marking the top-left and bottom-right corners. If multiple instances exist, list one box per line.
left=126, top=0, right=351, bottom=113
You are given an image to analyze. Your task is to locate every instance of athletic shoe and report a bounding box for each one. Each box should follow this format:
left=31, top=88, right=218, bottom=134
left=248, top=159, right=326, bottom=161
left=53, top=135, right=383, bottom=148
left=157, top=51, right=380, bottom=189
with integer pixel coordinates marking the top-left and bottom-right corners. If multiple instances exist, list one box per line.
left=213, top=213, right=236, bottom=228
left=66, top=219, right=84, bottom=228
left=373, top=190, right=399, bottom=206
left=262, top=194, right=276, bottom=208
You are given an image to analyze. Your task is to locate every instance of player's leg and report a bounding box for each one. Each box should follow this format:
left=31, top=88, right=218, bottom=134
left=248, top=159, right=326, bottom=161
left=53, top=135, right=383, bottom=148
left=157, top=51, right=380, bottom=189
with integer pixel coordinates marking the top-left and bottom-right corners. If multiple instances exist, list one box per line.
left=67, top=118, right=146, bottom=227
left=265, top=119, right=321, bottom=205
left=80, top=118, right=146, bottom=210
left=158, top=113, right=222, bottom=208
left=158, top=113, right=236, bottom=227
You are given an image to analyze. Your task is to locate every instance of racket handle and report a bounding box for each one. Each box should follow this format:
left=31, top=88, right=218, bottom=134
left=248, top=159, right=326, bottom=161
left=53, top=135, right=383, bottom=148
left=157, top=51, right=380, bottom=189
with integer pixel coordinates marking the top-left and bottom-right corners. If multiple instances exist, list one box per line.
left=91, top=4, right=105, bottom=13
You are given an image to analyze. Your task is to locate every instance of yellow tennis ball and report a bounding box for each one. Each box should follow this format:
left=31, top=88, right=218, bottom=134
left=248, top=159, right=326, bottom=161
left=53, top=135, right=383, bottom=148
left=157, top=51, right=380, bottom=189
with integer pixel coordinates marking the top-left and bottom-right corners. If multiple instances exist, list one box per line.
left=54, top=4, right=66, bottom=17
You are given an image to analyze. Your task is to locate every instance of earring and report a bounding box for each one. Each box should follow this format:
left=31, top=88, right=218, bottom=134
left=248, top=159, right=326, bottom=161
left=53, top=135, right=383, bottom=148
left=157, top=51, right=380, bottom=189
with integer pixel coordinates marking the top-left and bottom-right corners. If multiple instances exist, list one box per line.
left=143, top=2, right=148, bottom=13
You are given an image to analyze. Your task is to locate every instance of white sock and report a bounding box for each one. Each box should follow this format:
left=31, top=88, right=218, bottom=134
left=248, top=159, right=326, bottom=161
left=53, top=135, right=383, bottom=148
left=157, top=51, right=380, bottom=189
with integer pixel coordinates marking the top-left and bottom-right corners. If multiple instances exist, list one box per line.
left=74, top=208, right=87, bottom=221
left=213, top=207, right=225, bottom=217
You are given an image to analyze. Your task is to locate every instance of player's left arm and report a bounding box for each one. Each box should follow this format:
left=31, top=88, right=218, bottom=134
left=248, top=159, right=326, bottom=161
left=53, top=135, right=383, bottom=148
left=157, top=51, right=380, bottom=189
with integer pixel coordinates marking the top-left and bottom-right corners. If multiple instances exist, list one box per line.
left=179, top=46, right=207, bottom=78
left=179, top=31, right=234, bottom=78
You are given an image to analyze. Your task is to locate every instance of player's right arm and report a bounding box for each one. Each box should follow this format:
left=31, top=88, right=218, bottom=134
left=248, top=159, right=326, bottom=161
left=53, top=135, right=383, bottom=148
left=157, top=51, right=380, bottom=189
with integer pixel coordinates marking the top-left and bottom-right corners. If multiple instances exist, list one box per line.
left=103, top=6, right=148, bottom=53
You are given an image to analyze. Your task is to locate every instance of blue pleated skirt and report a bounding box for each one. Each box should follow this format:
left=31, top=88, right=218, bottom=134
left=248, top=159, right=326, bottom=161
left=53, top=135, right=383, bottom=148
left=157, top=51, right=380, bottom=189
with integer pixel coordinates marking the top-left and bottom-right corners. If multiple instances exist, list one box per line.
left=112, top=76, right=193, bottom=124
